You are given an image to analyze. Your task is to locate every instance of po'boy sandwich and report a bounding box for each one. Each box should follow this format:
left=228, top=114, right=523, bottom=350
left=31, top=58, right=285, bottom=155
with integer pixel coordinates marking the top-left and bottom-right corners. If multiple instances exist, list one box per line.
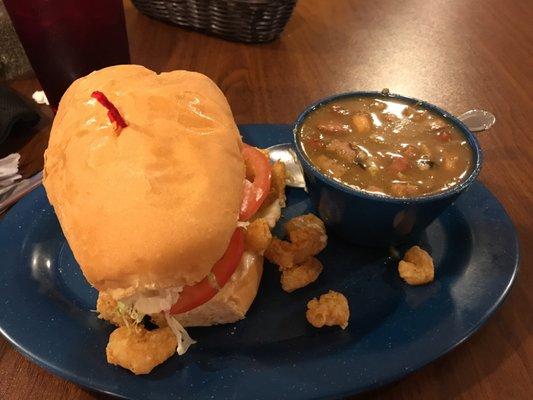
left=43, top=65, right=285, bottom=374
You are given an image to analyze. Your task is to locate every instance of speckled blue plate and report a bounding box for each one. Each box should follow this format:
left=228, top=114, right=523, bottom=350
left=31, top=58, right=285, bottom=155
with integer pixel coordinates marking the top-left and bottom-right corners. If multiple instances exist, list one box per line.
left=0, top=125, right=520, bottom=400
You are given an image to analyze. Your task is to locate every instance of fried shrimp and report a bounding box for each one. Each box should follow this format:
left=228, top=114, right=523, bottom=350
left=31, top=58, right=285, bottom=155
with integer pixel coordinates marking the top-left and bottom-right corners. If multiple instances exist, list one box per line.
left=97, top=292, right=134, bottom=327
left=265, top=237, right=296, bottom=271
left=270, top=161, right=287, bottom=206
left=265, top=213, right=328, bottom=292
left=260, top=161, right=287, bottom=209
left=97, top=292, right=168, bottom=329
left=265, top=213, right=327, bottom=270
left=306, top=290, right=349, bottom=329
left=244, top=218, right=272, bottom=254
left=285, top=214, right=327, bottom=264
left=106, top=326, right=178, bottom=375
left=398, top=245, right=434, bottom=285
left=281, top=257, right=323, bottom=292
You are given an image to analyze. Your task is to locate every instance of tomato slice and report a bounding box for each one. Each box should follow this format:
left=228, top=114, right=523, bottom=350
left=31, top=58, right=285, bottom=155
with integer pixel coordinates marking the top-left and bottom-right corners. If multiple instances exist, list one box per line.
left=239, top=144, right=272, bottom=221
left=169, top=228, right=245, bottom=315
left=169, top=145, right=270, bottom=315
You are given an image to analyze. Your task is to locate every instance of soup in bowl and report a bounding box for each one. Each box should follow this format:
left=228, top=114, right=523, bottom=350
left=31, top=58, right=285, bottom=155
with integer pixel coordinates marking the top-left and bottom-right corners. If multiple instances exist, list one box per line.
left=293, top=91, right=482, bottom=246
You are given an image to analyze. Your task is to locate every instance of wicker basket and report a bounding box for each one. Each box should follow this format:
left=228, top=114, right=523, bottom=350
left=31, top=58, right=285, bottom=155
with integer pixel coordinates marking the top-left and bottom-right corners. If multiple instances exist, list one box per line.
left=131, top=0, right=298, bottom=43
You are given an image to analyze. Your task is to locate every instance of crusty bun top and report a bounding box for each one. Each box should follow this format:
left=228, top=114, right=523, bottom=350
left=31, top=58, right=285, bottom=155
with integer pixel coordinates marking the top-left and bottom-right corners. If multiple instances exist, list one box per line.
left=44, top=65, right=245, bottom=293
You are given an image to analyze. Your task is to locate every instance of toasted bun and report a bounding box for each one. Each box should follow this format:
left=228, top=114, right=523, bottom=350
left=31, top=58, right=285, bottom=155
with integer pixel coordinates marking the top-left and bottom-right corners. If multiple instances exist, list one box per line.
left=43, top=65, right=245, bottom=292
left=176, top=251, right=263, bottom=327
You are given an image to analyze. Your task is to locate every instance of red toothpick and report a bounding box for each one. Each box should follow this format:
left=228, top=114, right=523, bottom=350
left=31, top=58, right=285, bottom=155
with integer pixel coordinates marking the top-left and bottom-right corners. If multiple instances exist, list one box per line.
left=91, top=91, right=127, bottom=132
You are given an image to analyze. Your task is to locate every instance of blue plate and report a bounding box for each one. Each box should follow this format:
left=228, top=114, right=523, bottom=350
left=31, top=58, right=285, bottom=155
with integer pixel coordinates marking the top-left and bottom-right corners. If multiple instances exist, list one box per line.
left=0, top=125, right=520, bottom=400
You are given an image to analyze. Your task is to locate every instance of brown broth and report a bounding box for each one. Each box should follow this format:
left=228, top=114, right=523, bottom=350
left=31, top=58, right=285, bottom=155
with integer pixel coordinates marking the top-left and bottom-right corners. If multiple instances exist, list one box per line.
left=298, top=97, right=473, bottom=197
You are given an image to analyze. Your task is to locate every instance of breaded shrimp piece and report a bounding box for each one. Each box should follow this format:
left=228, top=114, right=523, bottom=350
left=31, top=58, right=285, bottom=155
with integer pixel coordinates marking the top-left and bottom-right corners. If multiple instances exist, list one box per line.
left=96, top=292, right=166, bottom=328
left=270, top=161, right=287, bottom=206
left=96, top=292, right=134, bottom=327
left=260, top=161, right=287, bottom=209
left=398, top=245, right=434, bottom=285
left=265, top=213, right=328, bottom=270
left=285, top=214, right=326, bottom=241
left=281, top=257, right=323, bottom=292
left=306, top=290, right=349, bottom=329
left=106, top=326, right=177, bottom=375
left=265, top=237, right=295, bottom=271
left=244, top=218, right=272, bottom=254
left=285, top=214, right=327, bottom=264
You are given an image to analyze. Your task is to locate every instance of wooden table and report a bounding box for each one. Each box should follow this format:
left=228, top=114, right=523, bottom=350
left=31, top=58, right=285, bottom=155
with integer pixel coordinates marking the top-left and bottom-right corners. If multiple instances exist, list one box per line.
left=1, top=0, right=532, bottom=398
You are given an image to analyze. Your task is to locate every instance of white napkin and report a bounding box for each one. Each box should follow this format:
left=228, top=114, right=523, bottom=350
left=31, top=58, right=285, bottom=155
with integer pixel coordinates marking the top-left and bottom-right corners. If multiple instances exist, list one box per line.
left=0, top=152, right=21, bottom=187
left=32, top=90, right=50, bottom=106
left=0, top=153, right=30, bottom=201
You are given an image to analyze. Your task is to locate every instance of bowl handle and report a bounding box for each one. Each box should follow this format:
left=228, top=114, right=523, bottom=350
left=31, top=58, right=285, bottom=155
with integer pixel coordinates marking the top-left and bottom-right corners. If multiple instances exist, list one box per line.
left=457, top=109, right=496, bottom=132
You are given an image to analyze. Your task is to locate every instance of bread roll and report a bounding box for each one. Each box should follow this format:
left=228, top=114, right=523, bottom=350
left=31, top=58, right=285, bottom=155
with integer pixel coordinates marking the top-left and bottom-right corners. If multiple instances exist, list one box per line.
left=176, top=251, right=263, bottom=327
left=43, top=65, right=245, bottom=293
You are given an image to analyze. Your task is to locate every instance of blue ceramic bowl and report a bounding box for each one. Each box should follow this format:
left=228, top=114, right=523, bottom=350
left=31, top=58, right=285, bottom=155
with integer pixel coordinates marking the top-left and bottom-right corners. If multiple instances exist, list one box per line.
left=293, top=91, right=483, bottom=246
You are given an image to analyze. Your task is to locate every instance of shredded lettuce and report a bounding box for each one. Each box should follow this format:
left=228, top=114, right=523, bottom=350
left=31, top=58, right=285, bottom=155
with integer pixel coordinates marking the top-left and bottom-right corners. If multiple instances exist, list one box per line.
left=165, top=312, right=196, bottom=355
left=120, top=287, right=182, bottom=315
left=114, top=287, right=196, bottom=355
left=116, top=301, right=144, bottom=324
left=116, top=290, right=196, bottom=356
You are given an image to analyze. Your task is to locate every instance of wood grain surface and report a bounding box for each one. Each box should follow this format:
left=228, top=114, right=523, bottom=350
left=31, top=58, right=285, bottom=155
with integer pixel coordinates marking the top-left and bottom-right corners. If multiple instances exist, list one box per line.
left=1, top=0, right=532, bottom=399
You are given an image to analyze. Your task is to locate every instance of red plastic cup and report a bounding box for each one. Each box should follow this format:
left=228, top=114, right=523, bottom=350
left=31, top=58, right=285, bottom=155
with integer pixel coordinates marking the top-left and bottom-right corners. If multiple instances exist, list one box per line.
left=4, top=0, right=131, bottom=110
